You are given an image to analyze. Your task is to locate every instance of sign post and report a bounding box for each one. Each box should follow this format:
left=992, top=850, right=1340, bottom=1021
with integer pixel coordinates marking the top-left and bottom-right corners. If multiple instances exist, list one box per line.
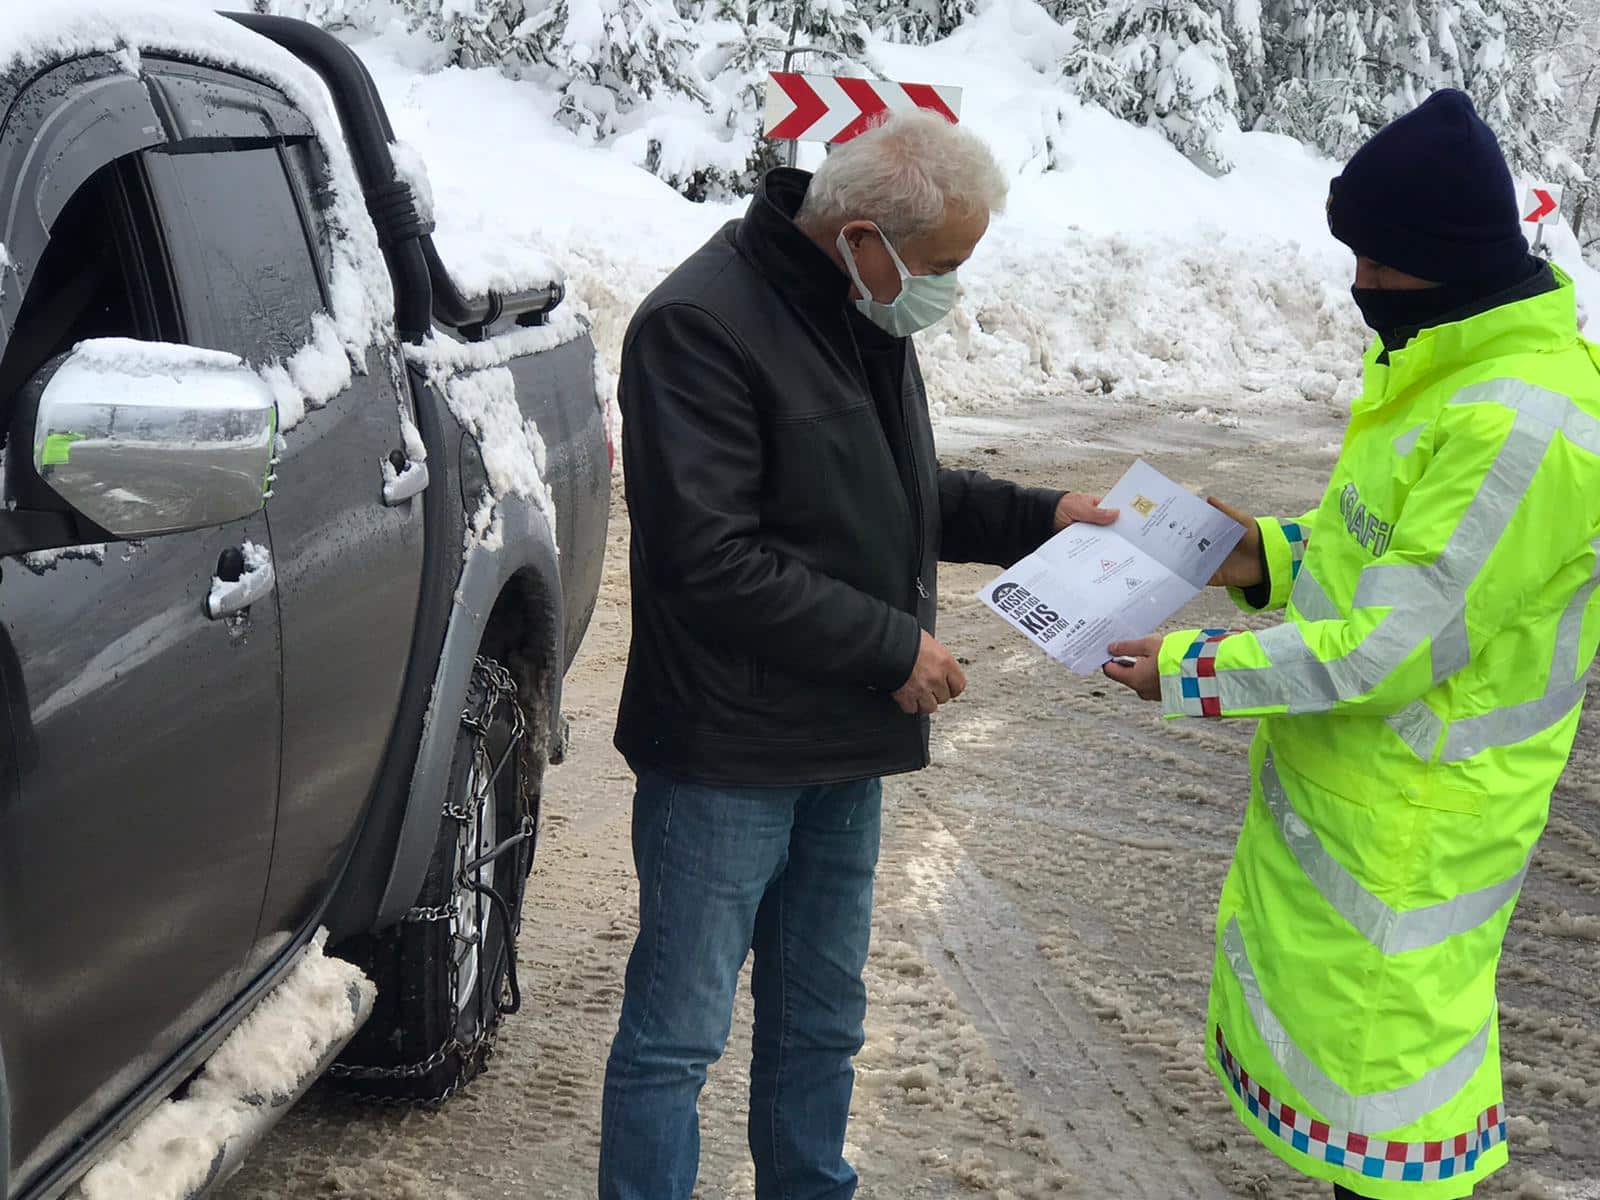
left=1522, top=183, right=1564, bottom=256
left=779, top=1, right=808, bottom=169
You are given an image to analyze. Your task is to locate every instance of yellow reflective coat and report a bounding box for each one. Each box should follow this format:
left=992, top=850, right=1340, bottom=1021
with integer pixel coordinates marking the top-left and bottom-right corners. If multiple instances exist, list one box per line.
left=1156, top=269, right=1600, bottom=1197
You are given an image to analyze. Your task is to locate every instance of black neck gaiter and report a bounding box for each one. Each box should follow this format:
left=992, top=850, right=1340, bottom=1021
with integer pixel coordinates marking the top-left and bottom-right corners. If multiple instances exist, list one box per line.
left=1351, top=257, right=1548, bottom=351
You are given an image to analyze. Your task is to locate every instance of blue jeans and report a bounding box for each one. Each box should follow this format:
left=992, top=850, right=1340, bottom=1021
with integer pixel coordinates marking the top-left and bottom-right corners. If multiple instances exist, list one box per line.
left=598, top=772, right=883, bottom=1200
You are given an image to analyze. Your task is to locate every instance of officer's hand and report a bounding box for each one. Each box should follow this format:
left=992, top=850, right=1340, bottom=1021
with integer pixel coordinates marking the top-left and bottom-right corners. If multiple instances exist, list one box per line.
left=892, top=631, right=967, bottom=715
left=1103, top=636, right=1162, bottom=701
left=1206, top=498, right=1263, bottom=588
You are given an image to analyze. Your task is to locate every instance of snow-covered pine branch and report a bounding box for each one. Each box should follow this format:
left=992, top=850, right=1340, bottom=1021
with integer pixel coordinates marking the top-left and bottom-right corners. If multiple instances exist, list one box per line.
left=1065, top=0, right=1241, bottom=173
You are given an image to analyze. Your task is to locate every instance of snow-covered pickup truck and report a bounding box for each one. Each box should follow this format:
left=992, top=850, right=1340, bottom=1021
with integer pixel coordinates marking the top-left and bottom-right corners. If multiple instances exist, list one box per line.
left=0, top=8, right=609, bottom=1198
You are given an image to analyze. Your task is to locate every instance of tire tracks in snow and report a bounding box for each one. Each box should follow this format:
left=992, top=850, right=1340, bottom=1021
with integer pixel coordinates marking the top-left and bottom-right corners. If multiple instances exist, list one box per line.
left=890, top=802, right=1231, bottom=1199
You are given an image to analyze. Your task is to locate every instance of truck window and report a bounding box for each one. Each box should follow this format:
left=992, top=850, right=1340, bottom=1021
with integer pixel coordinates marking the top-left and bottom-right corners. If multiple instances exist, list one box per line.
left=0, top=157, right=179, bottom=435
left=141, top=145, right=328, bottom=366
left=281, top=140, right=337, bottom=290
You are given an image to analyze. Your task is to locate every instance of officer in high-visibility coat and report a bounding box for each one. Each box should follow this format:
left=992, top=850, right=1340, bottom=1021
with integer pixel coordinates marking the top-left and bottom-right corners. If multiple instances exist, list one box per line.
left=1105, top=89, right=1600, bottom=1199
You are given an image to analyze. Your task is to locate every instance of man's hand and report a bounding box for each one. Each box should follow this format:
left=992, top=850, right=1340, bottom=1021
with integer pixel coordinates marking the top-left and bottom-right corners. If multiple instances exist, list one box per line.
left=1207, top=498, right=1263, bottom=588
left=892, top=631, right=967, bottom=715
left=1103, top=635, right=1162, bottom=701
left=1054, top=493, right=1119, bottom=533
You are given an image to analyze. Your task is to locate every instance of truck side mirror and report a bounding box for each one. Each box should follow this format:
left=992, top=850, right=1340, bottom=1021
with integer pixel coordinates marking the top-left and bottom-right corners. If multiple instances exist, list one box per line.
left=15, top=339, right=278, bottom=539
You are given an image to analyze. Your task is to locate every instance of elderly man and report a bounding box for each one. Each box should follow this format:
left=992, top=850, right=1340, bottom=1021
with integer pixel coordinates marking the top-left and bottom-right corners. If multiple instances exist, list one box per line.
left=1107, top=91, right=1600, bottom=1198
left=600, top=111, right=1112, bottom=1199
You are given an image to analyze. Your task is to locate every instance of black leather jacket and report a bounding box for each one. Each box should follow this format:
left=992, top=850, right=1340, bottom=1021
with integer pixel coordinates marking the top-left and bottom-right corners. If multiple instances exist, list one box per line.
left=614, top=169, right=1062, bottom=786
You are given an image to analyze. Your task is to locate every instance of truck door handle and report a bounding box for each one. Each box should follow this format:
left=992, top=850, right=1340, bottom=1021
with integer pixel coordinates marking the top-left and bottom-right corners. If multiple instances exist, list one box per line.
left=383, top=449, right=430, bottom=506
left=207, top=543, right=276, bottom=620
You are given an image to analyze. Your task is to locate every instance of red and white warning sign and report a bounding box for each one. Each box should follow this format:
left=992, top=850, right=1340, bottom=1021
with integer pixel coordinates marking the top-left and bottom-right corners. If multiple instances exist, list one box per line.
left=1523, top=183, right=1563, bottom=226
left=763, top=72, right=962, bottom=144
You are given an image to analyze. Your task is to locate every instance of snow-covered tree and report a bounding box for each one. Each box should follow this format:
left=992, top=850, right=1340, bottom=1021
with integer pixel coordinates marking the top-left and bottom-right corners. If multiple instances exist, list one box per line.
left=1551, top=3, right=1600, bottom=256
left=865, top=0, right=980, bottom=44
left=539, top=0, right=709, bottom=138
left=778, top=0, right=872, bottom=59
left=1251, top=0, right=1579, bottom=176
left=1251, top=3, right=1397, bottom=158
left=249, top=0, right=378, bottom=28
left=691, top=0, right=792, bottom=191
left=1572, top=87, right=1600, bottom=256
left=264, top=0, right=708, bottom=142
left=1065, top=0, right=1241, bottom=172
left=680, top=0, right=873, bottom=195
left=1438, top=0, right=1549, bottom=167
left=1226, top=0, right=1267, bottom=115
left=1487, top=0, right=1586, bottom=209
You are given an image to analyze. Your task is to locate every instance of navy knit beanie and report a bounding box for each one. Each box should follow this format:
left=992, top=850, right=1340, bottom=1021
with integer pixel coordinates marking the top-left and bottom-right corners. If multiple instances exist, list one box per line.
left=1327, top=90, right=1528, bottom=284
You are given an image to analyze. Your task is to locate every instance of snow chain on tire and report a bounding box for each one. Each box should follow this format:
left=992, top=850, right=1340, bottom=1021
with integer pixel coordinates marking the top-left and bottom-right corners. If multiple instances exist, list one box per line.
left=329, top=656, right=537, bottom=1105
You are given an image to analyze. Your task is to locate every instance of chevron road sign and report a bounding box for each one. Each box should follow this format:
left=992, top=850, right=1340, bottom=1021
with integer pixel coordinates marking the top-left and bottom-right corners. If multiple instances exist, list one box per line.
left=762, top=72, right=963, bottom=144
left=1522, top=183, right=1562, bottom=226
left=1522, top=182, right=1565, bottom=254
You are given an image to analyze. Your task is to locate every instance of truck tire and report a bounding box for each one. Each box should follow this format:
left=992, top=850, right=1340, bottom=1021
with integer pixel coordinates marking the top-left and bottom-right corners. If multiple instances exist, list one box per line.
left=332, top=656, right=537, bottom=1103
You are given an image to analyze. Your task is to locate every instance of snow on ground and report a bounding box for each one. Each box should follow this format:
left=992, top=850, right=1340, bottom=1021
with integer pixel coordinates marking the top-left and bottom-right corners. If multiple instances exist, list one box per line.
left=224, top=421, right=1600, bottom=1200
left=10, top=7, right=1591, bottom=1197
left=209, top=11, right=1600, bottom=1186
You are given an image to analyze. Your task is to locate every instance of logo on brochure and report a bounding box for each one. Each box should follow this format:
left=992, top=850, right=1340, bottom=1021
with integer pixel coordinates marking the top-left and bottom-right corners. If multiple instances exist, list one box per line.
left=1131, top=495, right=1157, bottom=517
left=1198, top=537, right=1212, bottom=553
left=990, top=581, right=1074, bottom=642
left=1100, top=559, right=1120, bottom=573
left=1125, top=577, right=1142, bottom=591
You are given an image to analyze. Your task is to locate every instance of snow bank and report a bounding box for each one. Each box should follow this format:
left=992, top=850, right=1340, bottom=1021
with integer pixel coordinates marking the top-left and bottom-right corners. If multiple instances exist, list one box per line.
left=69, top=930, right=373, bottom=1200
left=917, top=223, right=1364, bottom=417
left=351, top=0, right=1600, bottom=443
left=352, top=26, right=731, bottom=444
left=358, top=30, right=603, bottom=299
left=14, top=1, right=1597, bottom=450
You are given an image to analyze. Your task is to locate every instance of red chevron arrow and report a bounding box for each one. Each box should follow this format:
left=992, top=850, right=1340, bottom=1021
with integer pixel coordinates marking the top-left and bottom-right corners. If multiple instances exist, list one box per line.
left=767, top=73, right=829, bottom=141
left=902, top=81, right=959, bottom=123
left=833, top=76, right=892, bottom=143
left=1524, top=188, right=1557, bottom=223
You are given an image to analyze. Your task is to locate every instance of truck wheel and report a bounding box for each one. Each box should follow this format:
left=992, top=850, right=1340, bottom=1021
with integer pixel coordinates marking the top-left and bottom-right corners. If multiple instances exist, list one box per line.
left=332, top=656, right=538, bottom=1103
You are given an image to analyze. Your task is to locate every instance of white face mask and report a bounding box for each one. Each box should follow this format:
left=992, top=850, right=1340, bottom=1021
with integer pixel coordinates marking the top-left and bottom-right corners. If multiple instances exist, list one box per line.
left=836, top=224, right=959, bottom=338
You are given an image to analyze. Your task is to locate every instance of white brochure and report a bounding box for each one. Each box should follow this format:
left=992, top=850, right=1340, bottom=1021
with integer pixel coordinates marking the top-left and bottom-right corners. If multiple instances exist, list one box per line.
left=980, top=460, right=1245, bottom=674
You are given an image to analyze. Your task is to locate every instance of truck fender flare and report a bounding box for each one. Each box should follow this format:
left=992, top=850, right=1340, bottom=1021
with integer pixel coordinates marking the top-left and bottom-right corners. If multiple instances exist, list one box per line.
left=373, top=494, right=563, bottom=928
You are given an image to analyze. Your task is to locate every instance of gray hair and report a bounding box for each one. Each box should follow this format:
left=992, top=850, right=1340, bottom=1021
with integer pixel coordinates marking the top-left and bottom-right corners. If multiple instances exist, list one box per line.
left=795, top=109, right=1008, bottom=243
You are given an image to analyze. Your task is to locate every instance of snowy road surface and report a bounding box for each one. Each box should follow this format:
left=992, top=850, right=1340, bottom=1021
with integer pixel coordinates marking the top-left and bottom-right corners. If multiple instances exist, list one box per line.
left=222, top=393, right=1600, bottom=1200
